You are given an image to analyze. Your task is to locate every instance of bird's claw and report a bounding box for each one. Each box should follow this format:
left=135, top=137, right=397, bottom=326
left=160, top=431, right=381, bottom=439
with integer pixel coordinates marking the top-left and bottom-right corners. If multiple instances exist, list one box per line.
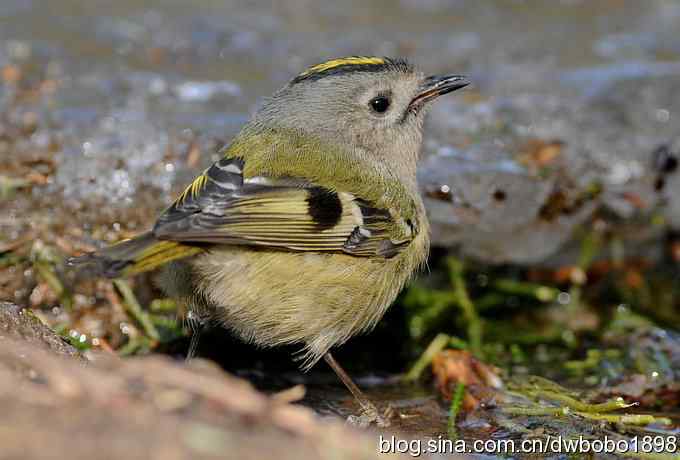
left=346, top=402, right=395, bottom=428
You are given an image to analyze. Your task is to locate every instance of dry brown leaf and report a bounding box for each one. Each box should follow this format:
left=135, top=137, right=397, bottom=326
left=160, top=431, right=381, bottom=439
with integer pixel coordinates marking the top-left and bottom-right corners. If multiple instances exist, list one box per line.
left=517, top=139, right=564, bottom=171
left=432, top=350, right=503, bottom=411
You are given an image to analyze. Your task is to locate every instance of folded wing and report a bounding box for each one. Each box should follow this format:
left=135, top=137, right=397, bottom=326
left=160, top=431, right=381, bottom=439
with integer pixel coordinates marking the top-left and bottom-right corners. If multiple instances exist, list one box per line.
left=153, top=157, right=413, bottom=258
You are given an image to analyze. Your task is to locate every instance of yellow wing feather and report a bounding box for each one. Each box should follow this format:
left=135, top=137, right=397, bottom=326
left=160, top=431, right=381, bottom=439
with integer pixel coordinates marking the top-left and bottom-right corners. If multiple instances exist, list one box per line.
left=178, top=171, right=209, bottom=203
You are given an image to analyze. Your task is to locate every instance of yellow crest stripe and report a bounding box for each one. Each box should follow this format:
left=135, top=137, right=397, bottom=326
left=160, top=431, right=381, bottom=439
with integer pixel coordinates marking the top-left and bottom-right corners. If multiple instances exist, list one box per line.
left=298, top=56, right=387, bottom=77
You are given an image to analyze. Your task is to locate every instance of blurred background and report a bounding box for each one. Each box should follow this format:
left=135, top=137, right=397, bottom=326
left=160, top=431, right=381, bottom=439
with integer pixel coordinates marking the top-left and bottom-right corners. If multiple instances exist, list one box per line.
left=1, top=1, right=679, bottom=457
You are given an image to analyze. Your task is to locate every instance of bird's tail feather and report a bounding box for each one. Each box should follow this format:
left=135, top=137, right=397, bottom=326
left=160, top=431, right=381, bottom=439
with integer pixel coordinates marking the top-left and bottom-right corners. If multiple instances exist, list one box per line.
left=67, top=232, right=202, bottom=278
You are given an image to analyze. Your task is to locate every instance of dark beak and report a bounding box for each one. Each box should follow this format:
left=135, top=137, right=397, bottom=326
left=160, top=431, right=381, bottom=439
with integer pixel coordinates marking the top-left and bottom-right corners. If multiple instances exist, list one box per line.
left=410, top=75, right=470, bottom=109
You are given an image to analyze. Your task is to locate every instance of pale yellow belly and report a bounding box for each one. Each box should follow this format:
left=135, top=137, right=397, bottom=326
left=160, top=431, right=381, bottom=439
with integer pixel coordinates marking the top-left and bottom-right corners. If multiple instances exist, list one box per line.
left=189, top=237, right=425, bottom=368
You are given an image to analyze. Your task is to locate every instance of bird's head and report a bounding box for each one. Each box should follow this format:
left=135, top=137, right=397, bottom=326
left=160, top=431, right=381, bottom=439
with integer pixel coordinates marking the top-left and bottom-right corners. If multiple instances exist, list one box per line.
left=251, top=56, right=469, bottom=179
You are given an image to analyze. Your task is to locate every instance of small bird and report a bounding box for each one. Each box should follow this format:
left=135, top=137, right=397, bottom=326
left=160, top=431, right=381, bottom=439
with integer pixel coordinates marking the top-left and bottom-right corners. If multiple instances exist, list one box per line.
left=70, top=56, right=468, bottom=426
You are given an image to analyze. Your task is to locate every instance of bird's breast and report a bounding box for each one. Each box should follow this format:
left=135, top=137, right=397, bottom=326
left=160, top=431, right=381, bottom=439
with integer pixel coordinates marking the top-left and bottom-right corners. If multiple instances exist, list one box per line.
left=189, top=237, right=426, bottom=364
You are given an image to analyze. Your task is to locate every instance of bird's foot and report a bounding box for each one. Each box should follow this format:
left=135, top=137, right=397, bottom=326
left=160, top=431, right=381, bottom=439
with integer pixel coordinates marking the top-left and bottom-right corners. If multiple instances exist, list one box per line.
left=346, top=402, right=395, bottom=428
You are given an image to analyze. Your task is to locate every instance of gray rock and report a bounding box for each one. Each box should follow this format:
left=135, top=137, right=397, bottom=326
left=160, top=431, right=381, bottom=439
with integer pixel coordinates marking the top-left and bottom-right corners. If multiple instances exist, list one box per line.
left=0, top=302, right=83, bottom=359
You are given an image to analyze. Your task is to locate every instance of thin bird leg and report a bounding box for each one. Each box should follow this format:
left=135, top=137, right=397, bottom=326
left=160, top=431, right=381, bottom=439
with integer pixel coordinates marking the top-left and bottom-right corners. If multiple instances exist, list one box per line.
left=186, top=328, right=202, bottom=361
left=185, top=310, right=206, bottom=361
left=324, top=352, right=381, bottom=423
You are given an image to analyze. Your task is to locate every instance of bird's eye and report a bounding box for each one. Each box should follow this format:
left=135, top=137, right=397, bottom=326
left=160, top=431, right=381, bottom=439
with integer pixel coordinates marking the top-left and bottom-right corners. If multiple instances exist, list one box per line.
left=369, top=96, right=390, bottom=113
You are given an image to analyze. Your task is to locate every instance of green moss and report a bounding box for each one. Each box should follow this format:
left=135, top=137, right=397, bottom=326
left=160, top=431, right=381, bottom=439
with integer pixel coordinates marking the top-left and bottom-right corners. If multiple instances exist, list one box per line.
left=403, top=332, right=450, bottom=382
left=505, top=375, right=672, bottom=427
left=113, top=279, right=160, bottom=342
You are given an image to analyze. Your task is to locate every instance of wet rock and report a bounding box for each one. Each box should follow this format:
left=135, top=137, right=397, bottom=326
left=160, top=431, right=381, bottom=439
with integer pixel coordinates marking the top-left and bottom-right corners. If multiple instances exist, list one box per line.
left=419, top=142, right=598, bottom=263
left=592, top=327, right=680, bottom=409
left=0, top=302, right=83, bottom=359
left=421, top=73, right=680, bottom=262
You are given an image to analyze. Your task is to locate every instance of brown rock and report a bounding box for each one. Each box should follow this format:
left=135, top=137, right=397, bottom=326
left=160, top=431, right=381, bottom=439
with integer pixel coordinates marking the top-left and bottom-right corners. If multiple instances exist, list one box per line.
left=0, top=303, right=400, bottom=460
